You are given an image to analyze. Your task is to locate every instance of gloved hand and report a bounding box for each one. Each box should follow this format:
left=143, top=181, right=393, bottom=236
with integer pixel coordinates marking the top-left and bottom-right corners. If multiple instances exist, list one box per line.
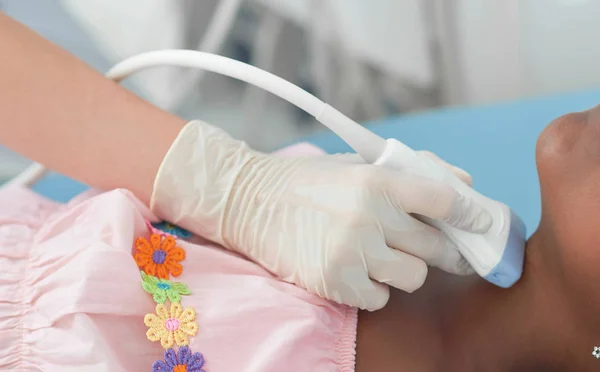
left=151, top=121, right=491, bottom=310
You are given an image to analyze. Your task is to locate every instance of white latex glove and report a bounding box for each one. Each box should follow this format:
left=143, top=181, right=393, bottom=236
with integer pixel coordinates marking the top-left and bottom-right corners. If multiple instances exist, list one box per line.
left=151, top=121, right=491, bottom=310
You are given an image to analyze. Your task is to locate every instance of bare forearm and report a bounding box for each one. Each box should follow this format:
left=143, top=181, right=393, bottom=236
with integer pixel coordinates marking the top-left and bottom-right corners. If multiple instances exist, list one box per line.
left=0, top=14, right=185, bottom=203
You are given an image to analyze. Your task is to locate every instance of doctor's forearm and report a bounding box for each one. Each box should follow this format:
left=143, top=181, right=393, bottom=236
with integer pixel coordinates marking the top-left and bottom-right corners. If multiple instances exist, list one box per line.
left=0, top=14, right=185, bottom=203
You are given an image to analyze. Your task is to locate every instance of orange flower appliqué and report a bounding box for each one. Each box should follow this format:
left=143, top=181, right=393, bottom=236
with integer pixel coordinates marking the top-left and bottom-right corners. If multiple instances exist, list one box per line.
left=134, top=233, right=185, bottom=279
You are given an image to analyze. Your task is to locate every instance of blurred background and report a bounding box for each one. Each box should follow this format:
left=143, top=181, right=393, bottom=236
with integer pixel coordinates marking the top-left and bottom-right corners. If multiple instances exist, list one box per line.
left=2, top=0, right=600, bottom=182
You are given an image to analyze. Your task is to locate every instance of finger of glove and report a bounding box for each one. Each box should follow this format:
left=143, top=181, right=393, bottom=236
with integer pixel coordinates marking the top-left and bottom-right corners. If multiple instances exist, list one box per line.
left=317, top=244, right=390, bottom=311
left=417, top=150, right=473, bottom=186
left=381, top=172, right=492, bottom=233
left=355, top=279, right=390, bottom=311
left=337, top=152, right=473, bottom=187
left=365, top=242, right=429, bottom=293
left=377, top=210, right=473, bottom=275
left=326, top=270, right=390, bottom=311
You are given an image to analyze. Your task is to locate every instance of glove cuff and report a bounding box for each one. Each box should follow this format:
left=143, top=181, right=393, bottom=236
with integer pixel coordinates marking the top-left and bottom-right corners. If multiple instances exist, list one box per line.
left=150, top=120, right=260, bottom=246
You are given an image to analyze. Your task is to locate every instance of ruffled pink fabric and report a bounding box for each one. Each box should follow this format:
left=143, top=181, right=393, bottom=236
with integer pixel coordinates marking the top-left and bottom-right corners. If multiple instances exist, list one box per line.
left=0, top=143, right=358, bottom=371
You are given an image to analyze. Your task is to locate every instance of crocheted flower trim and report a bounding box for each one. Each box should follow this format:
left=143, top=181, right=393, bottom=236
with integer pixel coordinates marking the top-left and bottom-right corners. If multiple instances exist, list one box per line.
left=153, top=346, right=206, bottom=372
left=141, top=271, right=191, bottom=304
left=135, top=234, right=185, bottom=279
left=145, top=302, right=199, bottom=349
left=135, top=227, right=207, bottom=369
left=152, top=221, right=193, bottom=239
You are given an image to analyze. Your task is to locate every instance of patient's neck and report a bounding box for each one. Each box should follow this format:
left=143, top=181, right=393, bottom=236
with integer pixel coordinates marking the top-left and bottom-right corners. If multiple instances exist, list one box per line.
left=356, top=230, right=587, bottom=372
left=441, top=231, right=566, bottom=371
left=441, top=229, right=597, bottom=372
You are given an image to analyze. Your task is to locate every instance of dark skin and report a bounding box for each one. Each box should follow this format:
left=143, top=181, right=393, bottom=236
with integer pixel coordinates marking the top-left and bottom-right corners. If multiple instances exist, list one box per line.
left=356, top=107, right=600, bottom=372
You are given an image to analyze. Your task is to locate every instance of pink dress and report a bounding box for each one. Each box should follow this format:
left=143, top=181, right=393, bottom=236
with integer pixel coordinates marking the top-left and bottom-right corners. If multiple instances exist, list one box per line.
left=0, top=143, right=358, bottom=371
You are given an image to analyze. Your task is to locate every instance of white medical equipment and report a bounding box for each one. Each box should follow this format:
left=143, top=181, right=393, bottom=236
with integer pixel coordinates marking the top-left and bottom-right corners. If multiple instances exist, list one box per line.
left=14, top=50, right=526, bottom=288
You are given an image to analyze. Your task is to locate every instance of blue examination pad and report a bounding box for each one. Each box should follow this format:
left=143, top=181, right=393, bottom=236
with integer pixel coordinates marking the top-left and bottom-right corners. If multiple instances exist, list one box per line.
left=306, top=89, right=600, bottom=236
left=31, top=173, right=89, bottom=204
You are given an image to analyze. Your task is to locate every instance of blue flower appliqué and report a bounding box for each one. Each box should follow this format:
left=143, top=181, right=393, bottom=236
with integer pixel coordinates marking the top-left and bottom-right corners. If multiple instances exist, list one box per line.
left=152, top=221, right=193, bottom=239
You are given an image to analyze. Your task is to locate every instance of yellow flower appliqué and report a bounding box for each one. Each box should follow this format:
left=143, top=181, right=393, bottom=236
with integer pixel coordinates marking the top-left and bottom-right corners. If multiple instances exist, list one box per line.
left=144, top=302, right=199, bottom=349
